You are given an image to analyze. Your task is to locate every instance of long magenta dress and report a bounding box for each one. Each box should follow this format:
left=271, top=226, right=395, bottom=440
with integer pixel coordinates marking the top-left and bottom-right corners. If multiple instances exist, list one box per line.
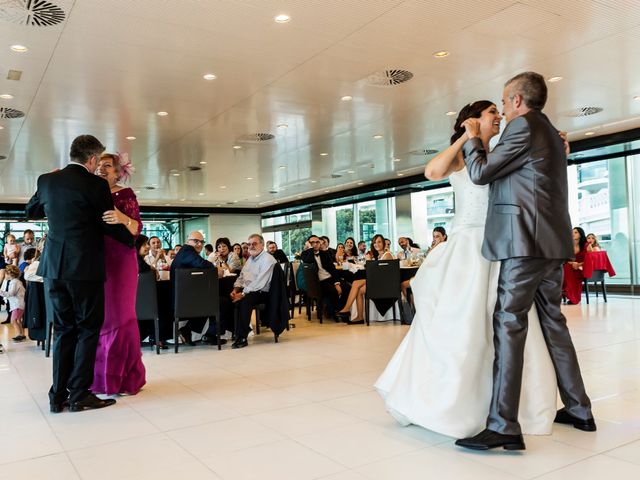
left=91, top=187, right=146, bottom=395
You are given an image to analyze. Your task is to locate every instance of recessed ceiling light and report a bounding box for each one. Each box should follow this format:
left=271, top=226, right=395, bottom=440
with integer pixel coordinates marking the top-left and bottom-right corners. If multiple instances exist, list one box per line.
left=584, top=131, right=595, bottom=136
left=310, top=180, right=317, bottom=183
left=246, top=177, right=253, bottom=180
left=296, top=194, right=302, bottom=197
left=220, top=185, right=227, bottom=189
left=393, top=158, right=401, bottom=162
left=203, top=73, right=217, bottom=80
left=0, top=126, right=4, bottom=130
left=433, top=50, right=450, bottom=58
left=233, top=200, right=238, bottom=203
left=0, top=94, right=14, bottom=99
left=135, top=190, right=141, bottom=193
left=199, top=161, right=207, bottom=165
left=157, top=111, right=168, bottom=116
left=180, top=198, right=186, bottom=201
left=125, top=136, right=136, bottom=140
left=171, top=172, right=180, bottom=177
left=373, top=134, right=383, bottom=139
left=10, top=45, right=28, bottom=53
left=255, top=194, right=260, bottom=197
left=347, top=170, right=355, bottom=174
left=165, top=203, right=171, bottom=206
left=277, top=123, right=288, bottom=129
left=279, top=165, right=286, bottom=170
left=341, top=95, right=353, bottom=102
left=320, top=152, right=328, bottom=156
left=274, top=14, right=291, bottom=23
left=397, top=173, right=404, bottom=176
left=233, top=145, right=242, bottom=149
left=357, top=182, right=364, bottom=185
left=324, top=190, right=330, bottom=193
left=216, top=204, right=222, bottom=207
left=547, top=76, right=563, bottom=83
left=446, top=111, right=457, bottom=116
left=198, top=192, right=204, bottom=196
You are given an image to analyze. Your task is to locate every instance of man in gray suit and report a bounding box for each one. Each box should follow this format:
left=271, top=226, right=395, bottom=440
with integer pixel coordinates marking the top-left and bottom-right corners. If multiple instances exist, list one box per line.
left=455, top=72, right=595, bottom=451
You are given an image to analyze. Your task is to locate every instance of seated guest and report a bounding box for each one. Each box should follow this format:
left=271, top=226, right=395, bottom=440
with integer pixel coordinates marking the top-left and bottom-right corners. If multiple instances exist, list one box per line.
left=301, top=234, right=344, bottom=319
left=266, top=241, right=289, bottom=264
left=429, top=227, right=448, bottom=251
left=18, top=229, right=37, bottom=265
left=397, top=236, right=421, bottom=260
left=586, top=233, right=601, bottom=252
left=320, top=236, right=336, bottom=259
left=241, top=242, right=250, bottom=261
left=335, top=243, right=346, bottom=263
left=136, top=235, right=170, bottom=349
left=232, top=243, right=245, bottom=266
left=343, top=237, right=357, bottom=259
left=357, top=240, right=367, bottom=259
left=204, top=244, right=214, bottom=257
left=208, top=237, right=243, bottom=273
left=339, top=234, right=393, bottom=323
left=170, top=231, right=230, bottom=345
left=384, top=238, right=392, bottom=253
left=174, top=244, right=182, bottom=254
left=563, top=227, right=588, bottom=305
left=230, top=234, right=277, bottom=349
left=145, top=236, right=168, bottom=270
left=166, top=249, right=176, bottom=264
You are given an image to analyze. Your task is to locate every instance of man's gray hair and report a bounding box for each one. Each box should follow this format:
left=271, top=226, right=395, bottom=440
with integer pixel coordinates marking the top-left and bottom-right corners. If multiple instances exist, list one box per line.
left=248, top=233, right=264, bottom=244
left=505, top=71, right=547, bottom=110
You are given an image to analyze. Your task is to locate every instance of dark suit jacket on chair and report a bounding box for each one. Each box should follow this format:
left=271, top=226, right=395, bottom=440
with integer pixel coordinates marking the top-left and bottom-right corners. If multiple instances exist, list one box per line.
left=25, top=164, right=133, bottom=281
left=462, top=110, right=573, bottom=261
left=263, top=264, right=289, bottom=336
left=300, top=249, right=340, bottom=284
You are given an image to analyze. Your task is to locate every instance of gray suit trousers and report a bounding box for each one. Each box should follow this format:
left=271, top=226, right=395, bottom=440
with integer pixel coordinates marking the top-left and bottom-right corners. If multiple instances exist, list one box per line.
left=487, top=257, right=592, bottom=435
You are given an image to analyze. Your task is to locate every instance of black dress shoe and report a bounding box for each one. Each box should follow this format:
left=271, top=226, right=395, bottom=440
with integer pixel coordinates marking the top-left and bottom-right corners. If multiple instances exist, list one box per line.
left=231, top=337, right=248, bottom=349
left=1, top=319, right=10, bottom=324
left=50, top=400, right=69, bottom=413
left=178, top=327, right=195, bottom=346
left=455, top=429, right=525, bottom=451
left=69, top=393, right=116, bottom=412
left=554, top=408, right=597, bottom=432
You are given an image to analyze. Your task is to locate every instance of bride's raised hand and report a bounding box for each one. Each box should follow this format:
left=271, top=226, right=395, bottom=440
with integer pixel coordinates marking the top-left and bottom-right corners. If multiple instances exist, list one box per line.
left=461, top=118, right=481, bottom=138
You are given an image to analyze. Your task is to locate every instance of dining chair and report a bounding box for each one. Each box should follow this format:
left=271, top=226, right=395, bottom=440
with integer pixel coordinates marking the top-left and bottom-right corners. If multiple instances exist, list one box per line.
left=174, top=268, right=220, bottom=353
left=135, top=270, right=161, bottom=354
left=365, top=259, right=404, bottom=326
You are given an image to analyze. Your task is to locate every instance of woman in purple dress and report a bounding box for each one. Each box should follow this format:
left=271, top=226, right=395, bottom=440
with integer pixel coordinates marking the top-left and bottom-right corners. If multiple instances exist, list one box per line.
left=91, top=152, right=146, bottom=395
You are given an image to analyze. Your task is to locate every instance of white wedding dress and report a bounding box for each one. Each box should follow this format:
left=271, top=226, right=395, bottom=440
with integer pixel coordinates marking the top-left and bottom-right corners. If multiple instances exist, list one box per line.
left=375, top=167, right=557, bottom=438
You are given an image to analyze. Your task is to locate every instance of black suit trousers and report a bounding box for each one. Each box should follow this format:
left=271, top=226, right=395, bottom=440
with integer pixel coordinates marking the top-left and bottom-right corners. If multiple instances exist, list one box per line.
left=234, top=291, right=269, bottom=339
left=45, top=279, right=104, bottom=404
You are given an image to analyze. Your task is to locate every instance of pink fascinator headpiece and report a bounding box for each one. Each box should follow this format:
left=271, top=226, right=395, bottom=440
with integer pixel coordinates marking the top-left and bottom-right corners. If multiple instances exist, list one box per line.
left=116, top=152, right=135, bottom=183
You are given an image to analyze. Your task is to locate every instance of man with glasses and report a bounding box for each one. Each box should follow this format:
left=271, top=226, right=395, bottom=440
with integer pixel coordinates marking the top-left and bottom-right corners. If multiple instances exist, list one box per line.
left=26, top=134, right=133, bottom=413
left=230, top=234, right=277, bottom=349
left=170, top=231, right=230, bottom=346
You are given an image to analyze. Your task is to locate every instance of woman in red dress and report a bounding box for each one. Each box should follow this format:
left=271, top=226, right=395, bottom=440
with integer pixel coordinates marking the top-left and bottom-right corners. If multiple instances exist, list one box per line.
left=563, top=227, right=587, bottom=305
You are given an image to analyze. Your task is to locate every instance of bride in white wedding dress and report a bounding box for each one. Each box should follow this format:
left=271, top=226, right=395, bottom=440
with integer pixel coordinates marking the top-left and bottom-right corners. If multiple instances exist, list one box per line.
left=375, top=101, right=558, bottom=438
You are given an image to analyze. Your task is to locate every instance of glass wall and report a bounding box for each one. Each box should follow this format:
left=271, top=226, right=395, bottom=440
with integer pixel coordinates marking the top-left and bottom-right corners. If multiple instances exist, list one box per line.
left=141, top=220, right=183, bottom=250
left=567, top=158, right=631, bottom=285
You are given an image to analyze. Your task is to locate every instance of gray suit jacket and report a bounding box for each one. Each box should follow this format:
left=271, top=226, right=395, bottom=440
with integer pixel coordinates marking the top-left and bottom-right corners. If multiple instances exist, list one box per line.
left=462, top=110, right=573, bottom=261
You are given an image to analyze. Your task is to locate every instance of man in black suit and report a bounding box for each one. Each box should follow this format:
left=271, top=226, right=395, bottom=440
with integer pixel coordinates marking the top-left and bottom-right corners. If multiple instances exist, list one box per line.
left=301, top=234, right=344, bottom=319
left=26, top=134, right=133, bottom=413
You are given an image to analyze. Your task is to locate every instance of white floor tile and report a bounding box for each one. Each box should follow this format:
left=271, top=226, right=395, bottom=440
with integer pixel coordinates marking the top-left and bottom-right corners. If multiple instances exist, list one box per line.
left=605, top=438, right=640, bottom=466
left=0, top=453, right=79, bottom=480
left=535, top=454, right=640, bottom=480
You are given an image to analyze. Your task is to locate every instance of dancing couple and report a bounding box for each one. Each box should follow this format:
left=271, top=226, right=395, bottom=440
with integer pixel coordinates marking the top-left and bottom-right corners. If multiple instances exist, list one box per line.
left=376, top=72, right=596, bottom=451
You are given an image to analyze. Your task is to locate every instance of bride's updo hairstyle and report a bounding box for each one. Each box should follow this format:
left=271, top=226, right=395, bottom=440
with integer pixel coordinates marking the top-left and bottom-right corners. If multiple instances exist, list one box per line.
left=450, top=100, right=494, bottom=145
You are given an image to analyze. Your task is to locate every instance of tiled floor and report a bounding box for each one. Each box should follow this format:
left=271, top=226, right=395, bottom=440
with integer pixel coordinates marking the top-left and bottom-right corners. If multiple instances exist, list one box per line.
left=1, top=297, right=640, bottom=479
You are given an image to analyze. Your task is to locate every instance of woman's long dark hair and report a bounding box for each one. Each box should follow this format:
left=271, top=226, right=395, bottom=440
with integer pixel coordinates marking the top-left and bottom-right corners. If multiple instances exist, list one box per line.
left=135, top=234, right=149, bottom=255
left=450, top=100, right=495, bottom=145
left=406, top=237, right=420, bottom=249
left=344, top=236, right=357, bottom=257
left=369, top=234, right=385, bottom=260
left=574, top=227, right=587, bottom=251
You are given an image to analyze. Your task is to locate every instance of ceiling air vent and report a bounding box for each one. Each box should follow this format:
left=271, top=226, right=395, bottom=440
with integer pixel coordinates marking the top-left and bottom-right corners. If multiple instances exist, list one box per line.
left=7, top=70, right=22, bottom=81
left=269, top=190, right=278, bottom=194
left=0, top=107, right=25, bottom=119
left=0, top=0, right=66, bottom=26
left=187, top=166, right=202, bottom=171
left=409, top=149, right=439, bottom=156
left=564, top=107, right=603, bottom=117
left=366, top=69, right=414, bottom=87
left=144, top=186, right=156, bottom=190
left=0, top=155, right=7, bottom=160
left=331, top=173, right=342, bottom=178
left=237, top=133, right=275, bottom=143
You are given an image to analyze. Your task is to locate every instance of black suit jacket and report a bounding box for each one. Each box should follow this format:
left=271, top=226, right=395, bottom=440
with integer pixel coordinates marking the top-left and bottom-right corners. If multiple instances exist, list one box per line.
left=25, top=164, right=133, bottom=282
left=300, top=249, right=340, bottom=284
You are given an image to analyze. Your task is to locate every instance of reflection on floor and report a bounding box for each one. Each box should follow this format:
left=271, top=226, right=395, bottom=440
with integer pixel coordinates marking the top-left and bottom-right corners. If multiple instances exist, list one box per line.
left=1, top=297, right=640, bottom=479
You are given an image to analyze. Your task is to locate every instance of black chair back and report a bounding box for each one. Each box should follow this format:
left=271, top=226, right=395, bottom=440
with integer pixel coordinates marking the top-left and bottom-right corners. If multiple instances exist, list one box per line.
left=174, top=268, right=219, bottom=318
left=365, top=259, right=401, bottom=299
left=301, top=262, right=322, bottom=300
left=136, top=270, right=161, bottom=354
left=174, top=268, right=220, bottom=352
left=136, top=271, right=158, bottom=320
